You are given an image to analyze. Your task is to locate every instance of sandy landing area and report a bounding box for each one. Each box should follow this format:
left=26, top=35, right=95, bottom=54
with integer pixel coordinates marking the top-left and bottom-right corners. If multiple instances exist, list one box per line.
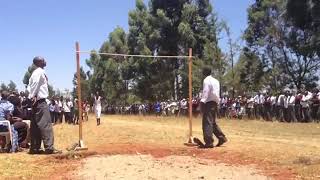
left=75, top=155, right=271, bottom=180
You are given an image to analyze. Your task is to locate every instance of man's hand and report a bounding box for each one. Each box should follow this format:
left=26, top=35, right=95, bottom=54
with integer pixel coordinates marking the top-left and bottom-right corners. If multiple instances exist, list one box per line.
left=32, top=97, right=37, bottom=106
left=200, top=102, right=205, bottom=114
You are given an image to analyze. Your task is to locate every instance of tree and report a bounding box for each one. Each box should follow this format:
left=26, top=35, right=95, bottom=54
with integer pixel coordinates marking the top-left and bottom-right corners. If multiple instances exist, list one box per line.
left=126, top=0, right=224, bottom=101
left=23, top=64, right=37, bottom=87
left=286, top=0, right=320, bottom=56
left=7, top=81, right=17, bottom=92
left=72, top=67, right=90, bottom=102
left=0, top=83, right=8, bottom=92
left=86, top=0, right=226, bottom=103
left=244, top=0, right=320, bottom=90
left=48, top=84, right=55, bottom=97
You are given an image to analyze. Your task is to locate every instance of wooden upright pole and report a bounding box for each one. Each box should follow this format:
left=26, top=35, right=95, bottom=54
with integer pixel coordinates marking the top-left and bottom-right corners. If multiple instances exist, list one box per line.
left=185, top=48, right=196, bottom=146
left=188, top=48, right=193, bottom=138
left=75, top=42, right=87, bottom=150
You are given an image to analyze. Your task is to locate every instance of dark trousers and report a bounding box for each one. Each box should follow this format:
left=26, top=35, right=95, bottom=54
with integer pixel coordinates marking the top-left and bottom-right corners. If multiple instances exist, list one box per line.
left=64, top=112, right=71, bottom=124
left=202, top=101, right=226, bottom=146
left=302, top=107, right=311, bottom=122
left=50, top=111, right=55, bottom=123
left=247, top=108, right=254, bottom=119
left=287, top=105, right=297, bottom=122
left=54, top=112, right=59, bottom=124
left=311, top=106, right=319, bottom=121
left=13, top=122, right=28, bottom=144
left=295, top=105, right=302, bottom=122
left=277, top=106, right=284, bottom=121
left=264, top=104, right=272, bottom=121
left=31, top=100, right=54, bottom=151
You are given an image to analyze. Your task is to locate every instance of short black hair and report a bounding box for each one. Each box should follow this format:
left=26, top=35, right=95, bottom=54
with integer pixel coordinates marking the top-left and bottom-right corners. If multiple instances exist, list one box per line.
left=33, top=56, right=45, bottom=67
left=1, top=91, right=9, bottom=100
left=202, top=66, right=212, bottom=77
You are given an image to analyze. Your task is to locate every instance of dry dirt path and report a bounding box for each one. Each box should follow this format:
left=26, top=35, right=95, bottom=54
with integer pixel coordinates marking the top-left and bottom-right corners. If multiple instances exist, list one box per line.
left=75, top=155, right=271, bottom=180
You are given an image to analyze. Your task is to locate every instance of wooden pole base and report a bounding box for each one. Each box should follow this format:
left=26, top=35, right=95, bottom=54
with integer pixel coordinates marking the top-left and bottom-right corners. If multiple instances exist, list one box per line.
left=75, top=140, right=88, bottom=151
left=184, top=136, right=198, bottom=146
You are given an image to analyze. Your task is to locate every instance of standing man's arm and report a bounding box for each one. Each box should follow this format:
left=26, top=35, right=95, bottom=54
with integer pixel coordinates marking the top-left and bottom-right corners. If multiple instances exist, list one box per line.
left=200, top=80, right=209, bottom=113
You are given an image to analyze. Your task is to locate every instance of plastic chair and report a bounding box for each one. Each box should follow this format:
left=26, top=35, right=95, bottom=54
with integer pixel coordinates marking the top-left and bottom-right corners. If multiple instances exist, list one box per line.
left=0, top=120, right=13, bottom=152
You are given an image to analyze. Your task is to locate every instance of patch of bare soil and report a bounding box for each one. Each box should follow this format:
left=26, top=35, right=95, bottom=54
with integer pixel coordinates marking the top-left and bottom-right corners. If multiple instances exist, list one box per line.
left=75, top=155, right=270, bottom=180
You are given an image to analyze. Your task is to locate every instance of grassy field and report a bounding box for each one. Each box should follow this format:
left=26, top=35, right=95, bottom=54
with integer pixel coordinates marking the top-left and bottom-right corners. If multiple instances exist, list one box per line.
left=0, top=115, right=319, bottom=179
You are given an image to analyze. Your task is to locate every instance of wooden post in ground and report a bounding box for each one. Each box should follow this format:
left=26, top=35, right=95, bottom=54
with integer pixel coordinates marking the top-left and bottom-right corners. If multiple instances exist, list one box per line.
left=75, top=42, right=87, bottom=150
left=185, top=48, right=197, bottom=146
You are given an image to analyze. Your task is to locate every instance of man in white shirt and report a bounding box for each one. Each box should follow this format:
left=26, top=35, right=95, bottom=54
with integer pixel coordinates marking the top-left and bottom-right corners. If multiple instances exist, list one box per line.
left=287, top=90, right=297, bottom=122
left=194, top=67, right=227, bottom=148
left=63, top=98, right=72, bottom=124
left=301, top=91, right=312, bottom=122
left=277, top=92, right=286, bottom=122
left=28, top=56, right=61, bottom=154
left=253, top=92, right=264, bottom=119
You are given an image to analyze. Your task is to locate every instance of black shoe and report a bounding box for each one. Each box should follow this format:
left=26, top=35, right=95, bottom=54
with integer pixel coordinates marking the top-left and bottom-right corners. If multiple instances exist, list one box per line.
left=193, top=137, right=205, bottom=148
left=44, top=148, right=62, bottom=154
left=202, top=144, right=214, bottom=149
left=29, top=149, right=44, bottom=154
left=216, top=137, right=228, bottom=147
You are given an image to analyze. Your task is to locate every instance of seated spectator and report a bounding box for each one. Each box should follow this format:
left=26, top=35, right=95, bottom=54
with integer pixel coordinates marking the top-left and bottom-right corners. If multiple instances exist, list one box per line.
left=7, top=92, right=30, bottom=148
left=0, top=91, right=19, bottom=152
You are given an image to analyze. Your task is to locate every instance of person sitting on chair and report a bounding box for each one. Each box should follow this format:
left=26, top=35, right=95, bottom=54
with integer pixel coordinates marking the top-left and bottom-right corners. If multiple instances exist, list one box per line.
left=8, top=93, right=30, bottom=148
left=0, top=91, right=19, bottom=152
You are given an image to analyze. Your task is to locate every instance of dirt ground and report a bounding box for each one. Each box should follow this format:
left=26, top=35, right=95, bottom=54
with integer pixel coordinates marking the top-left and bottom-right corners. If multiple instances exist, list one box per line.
left=1, top=115, right=320, bottom=179
left=76, top=155, right=270, bottom=180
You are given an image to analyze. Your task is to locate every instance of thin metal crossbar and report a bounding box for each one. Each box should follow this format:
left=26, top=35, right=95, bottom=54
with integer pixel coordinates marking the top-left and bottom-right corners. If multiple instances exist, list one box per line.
left=76, top=51, right=192, bottom=59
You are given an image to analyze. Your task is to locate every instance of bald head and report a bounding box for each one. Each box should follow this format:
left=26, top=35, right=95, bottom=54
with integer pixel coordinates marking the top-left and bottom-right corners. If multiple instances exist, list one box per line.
left=33, top=56, right=46, bottom=68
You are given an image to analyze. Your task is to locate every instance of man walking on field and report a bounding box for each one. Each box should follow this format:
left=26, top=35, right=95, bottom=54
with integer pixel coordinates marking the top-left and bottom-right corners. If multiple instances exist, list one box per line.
left=195, top=67, right=227, bottom=148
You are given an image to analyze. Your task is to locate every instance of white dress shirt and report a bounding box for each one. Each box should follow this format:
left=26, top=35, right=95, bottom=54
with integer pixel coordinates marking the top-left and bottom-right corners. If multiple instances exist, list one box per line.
left=200, top=76, right=220, bottom=104
left=63, top=101, right=71, bottom=113
left=284, top=96, right=289, bottom=108
left=270, top=96, right=276, bottom=105
left=27, top=67, right=49, bottom=99
left=288, top=96, right=296, bottom=105
left=301, top=92, right=312, bottom=108
left=277, top=94, right=285, bottom=106
left=247, top=98, right=254, bottom=108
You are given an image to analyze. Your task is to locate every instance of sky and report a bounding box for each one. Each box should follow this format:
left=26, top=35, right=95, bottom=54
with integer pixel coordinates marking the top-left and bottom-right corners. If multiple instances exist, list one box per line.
left=0, top=0, right=252, bottom=92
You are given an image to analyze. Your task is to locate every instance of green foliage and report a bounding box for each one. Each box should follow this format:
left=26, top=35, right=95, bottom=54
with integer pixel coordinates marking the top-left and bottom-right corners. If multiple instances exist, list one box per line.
left=7, top=81, right=17, bottom=92
left=72, top=67, right=90, bottom=102
left=244, top=0, right=320, bottom=91
left=0, top=81, right=17, bottom=92
left=80, top=0, right=226, bottom=104
left=23, top=64, right=37, bottom=87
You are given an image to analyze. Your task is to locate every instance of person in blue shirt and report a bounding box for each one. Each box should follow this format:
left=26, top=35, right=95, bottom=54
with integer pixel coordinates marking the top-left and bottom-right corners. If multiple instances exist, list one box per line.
left=0, top=91, right=14, bottom=120
left=154, top=102, right=161, bottom=116
left=0, top=91, right=19, bottom=152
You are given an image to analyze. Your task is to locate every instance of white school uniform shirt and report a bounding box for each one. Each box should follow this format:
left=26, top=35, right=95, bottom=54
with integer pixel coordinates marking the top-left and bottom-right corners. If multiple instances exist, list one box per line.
left=94, top=96, right=102, bottom=110
left=200, top=76, right=220, bottom=104
left=63, top=101, right=71, bottom=113
left=277, top=94, right=285, bottom=106
left=27, top=67, right=49, bottom=99
left=247, top=98, right=254, bottom=108
left=284, top=96, right=289, bottom=108
left=301, top=92, right=312, bottom=108
left=259, top=95, right=265, bottom=104
left=288, top=96, right=296, bottom=106
left=253, top=95, right=259, bottom=104
left=270, top=96, right=277, bottom=105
